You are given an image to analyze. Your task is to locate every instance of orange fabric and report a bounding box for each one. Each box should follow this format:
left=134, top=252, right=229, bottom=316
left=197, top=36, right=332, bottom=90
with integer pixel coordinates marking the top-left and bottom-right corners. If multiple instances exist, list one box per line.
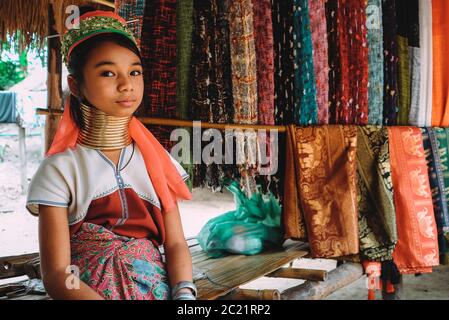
left=388, top=127, right=439, bottom=274
left=47, top=99, right=192, bottom=214
left=431, top=0, right=449, bottom=126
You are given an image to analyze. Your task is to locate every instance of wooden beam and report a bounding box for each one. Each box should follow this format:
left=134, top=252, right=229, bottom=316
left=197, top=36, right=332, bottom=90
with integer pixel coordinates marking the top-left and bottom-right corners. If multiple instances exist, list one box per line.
left=91, top=0, right=115, bottom=8
left=220, top=289, right=281, bottom=300
left=0, top=253, right=40, bottom=280
left=45, top=2, right=63, bottom=154
left=36, top=109, right=287, bottom=132
left=280, top=262, right=363, bottom=300
left=266, top=267, right=328, bottom=282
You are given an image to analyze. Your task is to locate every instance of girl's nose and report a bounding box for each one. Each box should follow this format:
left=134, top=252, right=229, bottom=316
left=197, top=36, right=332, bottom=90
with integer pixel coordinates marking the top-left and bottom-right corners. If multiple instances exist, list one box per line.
left=117, top=75, right=133, bottom=92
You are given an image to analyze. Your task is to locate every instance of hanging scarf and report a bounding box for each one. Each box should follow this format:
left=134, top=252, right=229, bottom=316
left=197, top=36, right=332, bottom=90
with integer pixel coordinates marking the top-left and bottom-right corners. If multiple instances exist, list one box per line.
left=431, top=0, right=449, bottom=127
left=415, top=0, right=433, bottom=127
left=295, top=125, right=359, bottom=258
left=422, top=128, right=449, bottom=264
left=251, top=0, right=275, bottom=126
left=176, top=0, right=194, bottom=190
left=357, top=126, right=397, bottom=261
left=395, top=0, right=411, bottom=125
left=282, top=125, right=307, bottom=241
left=381, top=0, right=399, bottom=125
left=326, top=0, right=368, bottom=125
left=388, top=127, right=439, bottom=274
left=293, top=0, right=318, bottom=125
left=190, top=0, right=238, bottom=191
left=272, top=0, right=295, bottom=124
left=366, top=0, right=384, bottom=125
left=139, top=0, right=177, bottom=150
left=406, top=0, right=421, bottom=127
left=226, top=0, right=258, bottom=125
left=309, top=0, right=329, bottom=125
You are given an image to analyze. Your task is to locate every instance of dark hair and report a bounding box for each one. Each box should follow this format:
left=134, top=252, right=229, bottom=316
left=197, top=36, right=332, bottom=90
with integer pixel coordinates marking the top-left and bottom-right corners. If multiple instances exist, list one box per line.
left=67, top=7, right=143, bottom=129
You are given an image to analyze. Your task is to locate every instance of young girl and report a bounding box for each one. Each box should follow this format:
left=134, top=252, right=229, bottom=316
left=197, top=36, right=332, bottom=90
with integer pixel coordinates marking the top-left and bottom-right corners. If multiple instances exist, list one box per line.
left=26, top=9, right=196, bottom=300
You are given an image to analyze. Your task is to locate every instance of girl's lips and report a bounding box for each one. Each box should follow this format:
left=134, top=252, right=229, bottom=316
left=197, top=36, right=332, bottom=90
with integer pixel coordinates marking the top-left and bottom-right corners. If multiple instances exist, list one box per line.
left=116, top=100, right=135, bottom=108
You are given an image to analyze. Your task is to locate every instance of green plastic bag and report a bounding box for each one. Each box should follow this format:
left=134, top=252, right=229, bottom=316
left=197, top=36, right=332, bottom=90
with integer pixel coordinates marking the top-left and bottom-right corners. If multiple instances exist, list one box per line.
left=197, top=181, right=283, bottom=258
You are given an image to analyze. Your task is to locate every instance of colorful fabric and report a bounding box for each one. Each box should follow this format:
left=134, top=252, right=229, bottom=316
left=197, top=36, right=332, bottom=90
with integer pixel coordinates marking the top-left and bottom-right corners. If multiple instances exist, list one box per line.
left=227, top=0, right=258, bottom=125
left=115, top=0, right=146, bottom=49
left=190, top=0, right=237, bottom=191
left=422, top=128, right=449, bottom=264
left=357, top=126, right=397, bottom=262
left=71, top=223, right=170, bottom=300
left=309, top=0, right=329, bottom=125
left=293, top=0, right=318, bottom=125
left=272, top=0, right=295, bottom=124
left=388, top=127, right=439, bottom=274
left=282, top=125, right=307, bottom=241
left=295, top=125, right=359, bottom=258
left=140, top=0, right=177, bottom=149
left=406, top=0, right=421, bottom=127
left=395, top=0, right=411, bottom=125
left=382, top=0, right=399, bottom=125
left=327, top=0, right=369, bottom=125
left=176, top=0, right=194, bottom=190
left=366, top=0, right=384, bottom=125
left=251, top=0, right=275, bottom=125
left=431, top=0, right=449, bottom=127
left=415, top=0, right=433, bottom=127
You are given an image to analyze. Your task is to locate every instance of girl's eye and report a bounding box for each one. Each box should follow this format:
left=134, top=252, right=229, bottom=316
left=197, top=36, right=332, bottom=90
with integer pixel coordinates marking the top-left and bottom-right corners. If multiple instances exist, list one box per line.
left=101, top=71, right=115, bottom=77
left=130, top=70, right=142, bottom=76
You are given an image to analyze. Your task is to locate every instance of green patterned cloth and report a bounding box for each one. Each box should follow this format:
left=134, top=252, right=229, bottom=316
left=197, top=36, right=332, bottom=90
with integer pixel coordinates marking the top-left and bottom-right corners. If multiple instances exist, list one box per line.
left=176, top=0, right=194, bottom=190
left=357, top=126, right=397, bottom=261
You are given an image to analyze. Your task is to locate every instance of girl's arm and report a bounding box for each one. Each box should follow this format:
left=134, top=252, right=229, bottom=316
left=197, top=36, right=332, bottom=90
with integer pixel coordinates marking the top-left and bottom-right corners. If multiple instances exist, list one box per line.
left=38, top=205, right=104, bottom=300
left=163, top=202, right=194, bottom=296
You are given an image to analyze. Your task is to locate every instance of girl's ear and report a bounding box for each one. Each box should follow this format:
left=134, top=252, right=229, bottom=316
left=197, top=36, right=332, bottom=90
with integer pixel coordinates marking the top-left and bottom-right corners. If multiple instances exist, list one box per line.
left=67, top=75, right=80, bottom=98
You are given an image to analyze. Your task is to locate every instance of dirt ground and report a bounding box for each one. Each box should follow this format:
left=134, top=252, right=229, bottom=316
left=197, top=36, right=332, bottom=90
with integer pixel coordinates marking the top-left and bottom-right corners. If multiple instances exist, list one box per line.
left=0, top=123, right=448, bottom=299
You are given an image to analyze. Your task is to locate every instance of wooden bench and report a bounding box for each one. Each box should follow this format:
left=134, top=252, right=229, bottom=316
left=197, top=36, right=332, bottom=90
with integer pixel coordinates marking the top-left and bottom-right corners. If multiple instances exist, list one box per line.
left=0, top=239, right=365, bottom=300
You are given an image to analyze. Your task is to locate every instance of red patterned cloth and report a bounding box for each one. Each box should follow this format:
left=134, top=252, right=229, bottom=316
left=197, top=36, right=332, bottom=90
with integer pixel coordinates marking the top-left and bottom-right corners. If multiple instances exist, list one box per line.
left=251, top=0, right=275, bottom=125
left=327, top=0, right=368, bottom=125
left=140, top=0, right=177, bottom=150
left=309, top=0, right=329, bottom=125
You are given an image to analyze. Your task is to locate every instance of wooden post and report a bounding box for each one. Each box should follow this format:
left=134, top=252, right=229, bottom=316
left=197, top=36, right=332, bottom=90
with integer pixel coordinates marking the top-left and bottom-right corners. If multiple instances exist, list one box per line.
left=281, top=262, right=363, bottom=300
left=220, top=289, right=281, bottom=300
left=45, top=1, right=63, bottom=154
left=18, top=125, right=27, bottom=194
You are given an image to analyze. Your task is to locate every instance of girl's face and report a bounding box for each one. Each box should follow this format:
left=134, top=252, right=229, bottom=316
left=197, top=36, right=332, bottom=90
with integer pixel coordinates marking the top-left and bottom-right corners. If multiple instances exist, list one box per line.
left=70, top=40, right=144, bottom=117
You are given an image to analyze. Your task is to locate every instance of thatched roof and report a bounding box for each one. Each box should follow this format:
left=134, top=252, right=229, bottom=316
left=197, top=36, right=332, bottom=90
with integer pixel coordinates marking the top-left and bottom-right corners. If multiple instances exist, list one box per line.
left=0, top=0, right=115, bottom=52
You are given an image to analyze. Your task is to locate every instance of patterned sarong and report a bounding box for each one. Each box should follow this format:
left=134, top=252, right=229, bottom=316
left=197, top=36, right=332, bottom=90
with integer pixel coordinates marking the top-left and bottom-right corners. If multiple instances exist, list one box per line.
left=71, top=223, right=170, bottom=300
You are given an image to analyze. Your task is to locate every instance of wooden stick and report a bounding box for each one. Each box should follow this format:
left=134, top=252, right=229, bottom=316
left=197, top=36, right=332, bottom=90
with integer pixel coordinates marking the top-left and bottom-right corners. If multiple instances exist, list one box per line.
left=266, top=267, right=328, bottom=282
left=280, top=262, right=363, bottom=300
left=0, top=253, right=40, bottom=280
left=220, top=288, right=281, bottom=300
left=36, top=108, right=287, bottom=132
left=18, top=125, right=27, bottom=195
left=91, top=0, right=115, bottom=8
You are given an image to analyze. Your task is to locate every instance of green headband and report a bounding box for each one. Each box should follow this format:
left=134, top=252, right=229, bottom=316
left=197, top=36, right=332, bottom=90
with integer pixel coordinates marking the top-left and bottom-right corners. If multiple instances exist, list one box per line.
left=61, top=15, right=137, bottom=65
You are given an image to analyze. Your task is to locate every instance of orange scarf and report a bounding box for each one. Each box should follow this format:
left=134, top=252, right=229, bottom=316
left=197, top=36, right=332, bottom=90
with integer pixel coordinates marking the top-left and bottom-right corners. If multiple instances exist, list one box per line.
left=388, top=127, right=439, bottom=274
left=431, top=0, right=449, bottom=126
left=47, top=99, right=192, bottom=214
